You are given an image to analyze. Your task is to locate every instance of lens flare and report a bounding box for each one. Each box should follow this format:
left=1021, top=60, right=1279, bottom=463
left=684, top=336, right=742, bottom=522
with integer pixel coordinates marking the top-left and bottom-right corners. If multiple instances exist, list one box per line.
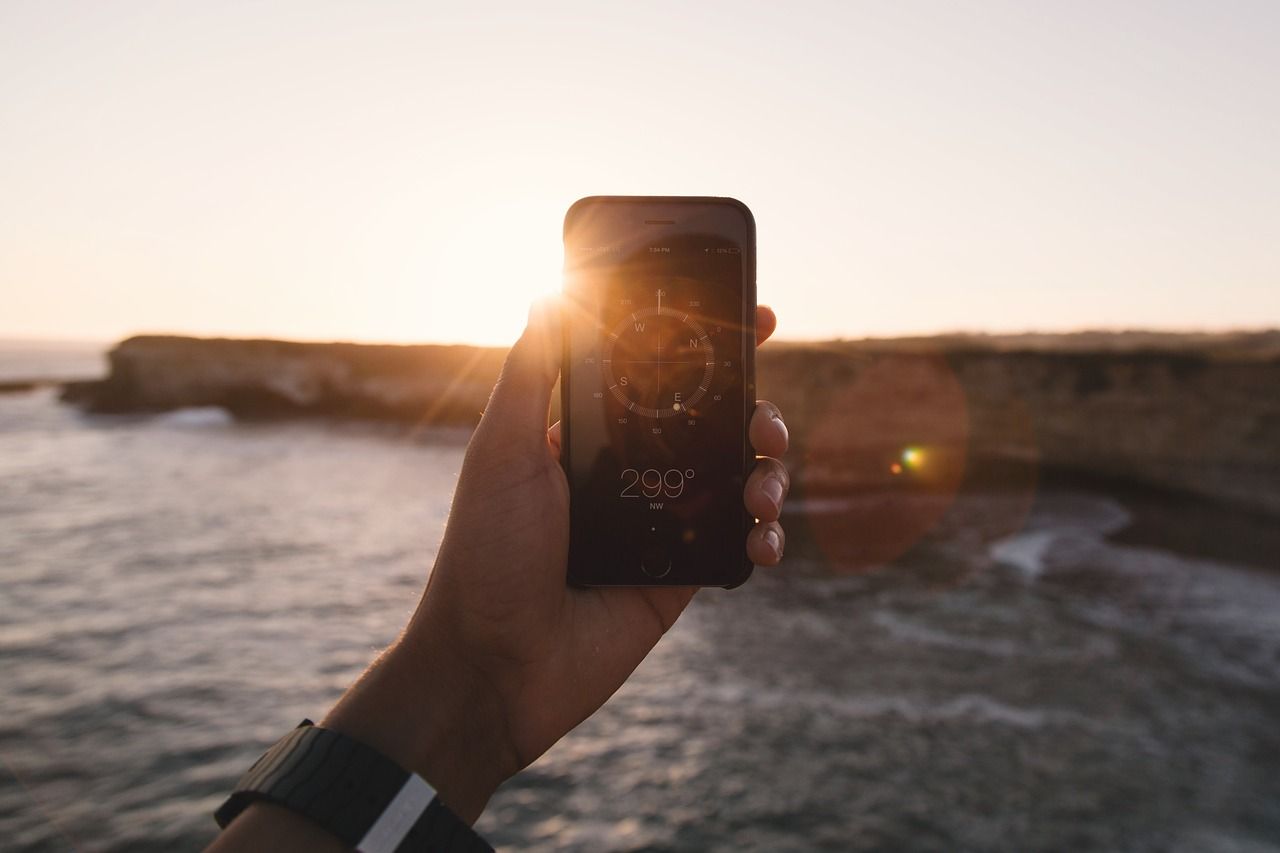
left=901, top=446, right=924, bottom=469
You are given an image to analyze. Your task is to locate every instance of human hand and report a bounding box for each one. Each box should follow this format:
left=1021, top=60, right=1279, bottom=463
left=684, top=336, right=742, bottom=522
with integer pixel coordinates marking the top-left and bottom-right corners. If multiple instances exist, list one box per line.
left=321, top=301, right=791, bottom=823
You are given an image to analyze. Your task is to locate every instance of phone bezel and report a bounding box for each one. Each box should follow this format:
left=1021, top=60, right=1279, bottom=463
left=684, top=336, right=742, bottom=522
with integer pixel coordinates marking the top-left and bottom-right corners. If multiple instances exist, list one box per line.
left=561, top=195, right=757, bottom=589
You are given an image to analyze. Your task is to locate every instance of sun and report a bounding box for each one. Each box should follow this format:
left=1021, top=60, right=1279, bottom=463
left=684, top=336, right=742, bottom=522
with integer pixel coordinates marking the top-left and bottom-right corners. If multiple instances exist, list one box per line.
left=394, top=197, right=565, bottom=346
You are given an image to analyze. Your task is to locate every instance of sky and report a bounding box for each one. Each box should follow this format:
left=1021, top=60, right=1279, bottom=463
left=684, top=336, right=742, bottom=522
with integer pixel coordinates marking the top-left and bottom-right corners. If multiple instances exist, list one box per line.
left=1, top=1, right=1278, bottom=345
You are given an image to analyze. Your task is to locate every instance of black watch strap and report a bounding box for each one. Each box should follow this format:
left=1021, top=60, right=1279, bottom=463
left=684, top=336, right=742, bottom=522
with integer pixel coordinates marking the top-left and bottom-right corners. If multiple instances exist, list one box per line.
left=215, top=720, right=493, bottom=853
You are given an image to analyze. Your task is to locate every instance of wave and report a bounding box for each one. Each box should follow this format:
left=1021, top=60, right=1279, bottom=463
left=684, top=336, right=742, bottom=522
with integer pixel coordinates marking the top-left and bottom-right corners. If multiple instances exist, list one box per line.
left=149, top=407, right=234, bottom=428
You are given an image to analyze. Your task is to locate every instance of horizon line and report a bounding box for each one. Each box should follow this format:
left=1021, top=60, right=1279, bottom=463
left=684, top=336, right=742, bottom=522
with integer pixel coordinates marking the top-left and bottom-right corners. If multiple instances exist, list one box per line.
left=2, top=325, right=1278, bottom=350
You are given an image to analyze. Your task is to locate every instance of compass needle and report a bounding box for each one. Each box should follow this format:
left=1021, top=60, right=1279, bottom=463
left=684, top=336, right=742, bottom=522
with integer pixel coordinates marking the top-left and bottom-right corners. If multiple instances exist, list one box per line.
left=655, top=290, right=660, bottom=409
left=602, top=297, right=716, bottom=419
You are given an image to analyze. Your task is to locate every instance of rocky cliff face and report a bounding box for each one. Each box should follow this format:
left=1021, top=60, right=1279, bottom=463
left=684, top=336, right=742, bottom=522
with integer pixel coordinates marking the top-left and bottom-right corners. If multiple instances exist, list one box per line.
left=62, top=332, right=1280, bottom=515
left=62, top=336, right=508, bottom=423
left=760, top=338, right=1280, bottom=516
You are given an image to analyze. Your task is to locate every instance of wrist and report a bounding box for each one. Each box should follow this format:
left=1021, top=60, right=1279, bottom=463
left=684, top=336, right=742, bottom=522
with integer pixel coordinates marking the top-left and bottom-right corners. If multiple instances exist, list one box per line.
left=320, top=631, right=515, bottom=824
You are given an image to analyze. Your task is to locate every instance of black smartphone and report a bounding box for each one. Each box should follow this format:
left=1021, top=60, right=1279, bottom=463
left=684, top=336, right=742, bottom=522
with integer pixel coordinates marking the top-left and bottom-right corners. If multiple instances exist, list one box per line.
left=561, top=196, right=757, bottom=587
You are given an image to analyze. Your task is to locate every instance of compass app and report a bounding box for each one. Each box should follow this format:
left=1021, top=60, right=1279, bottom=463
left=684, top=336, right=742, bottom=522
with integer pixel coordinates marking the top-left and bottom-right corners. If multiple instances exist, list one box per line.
left=563, top=204, right=754, bottom=587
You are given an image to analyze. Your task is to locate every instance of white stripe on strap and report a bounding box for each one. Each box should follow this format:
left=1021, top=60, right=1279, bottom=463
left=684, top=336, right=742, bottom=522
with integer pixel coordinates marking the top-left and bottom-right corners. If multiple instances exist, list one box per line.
left=356, top=773, right=436, bottom=853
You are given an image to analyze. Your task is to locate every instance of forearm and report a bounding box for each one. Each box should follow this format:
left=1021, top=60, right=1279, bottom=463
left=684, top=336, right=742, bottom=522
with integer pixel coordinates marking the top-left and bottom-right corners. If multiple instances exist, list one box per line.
left=208, top=801, right=346, bottom=852
left=207, top=632, right=511, bottom=850
left=320, top=631, right=513, bottom=823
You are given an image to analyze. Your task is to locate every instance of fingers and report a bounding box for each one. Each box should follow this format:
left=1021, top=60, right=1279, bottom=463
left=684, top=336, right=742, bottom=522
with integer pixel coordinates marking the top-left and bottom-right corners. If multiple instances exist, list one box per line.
left=749, top=400, right=789, bottom=459
left=744, top=456, right=789, bottom=523
left=747, top=521, right=785, bottom=566
left=755, top=305, right=777, bottom=346
left=747, top=395, right=789, bottom=567
left=480, top=297, right=562, bottom=447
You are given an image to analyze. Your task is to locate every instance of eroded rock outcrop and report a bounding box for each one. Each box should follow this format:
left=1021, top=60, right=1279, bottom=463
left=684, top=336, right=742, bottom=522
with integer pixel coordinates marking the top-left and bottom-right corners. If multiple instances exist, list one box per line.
left=61, top=332, right=1280, bottom=515
left=760, top=337, right=1280, bottom=516
left=61, top=336, right=509, bottom=423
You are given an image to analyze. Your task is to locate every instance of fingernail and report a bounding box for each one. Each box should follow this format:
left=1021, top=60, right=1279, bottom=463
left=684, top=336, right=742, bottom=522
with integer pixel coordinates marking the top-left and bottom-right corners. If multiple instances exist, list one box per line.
left=763, top=529, right=782, bottom=560
left=773, top=417, right=789, bottom=446
left=762, top=477, right=784, bottom=514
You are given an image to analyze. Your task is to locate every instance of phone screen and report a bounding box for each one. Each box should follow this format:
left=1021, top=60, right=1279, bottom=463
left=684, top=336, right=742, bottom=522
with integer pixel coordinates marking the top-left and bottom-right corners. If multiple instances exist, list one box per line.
left=563, top=199, right=755, bottom=587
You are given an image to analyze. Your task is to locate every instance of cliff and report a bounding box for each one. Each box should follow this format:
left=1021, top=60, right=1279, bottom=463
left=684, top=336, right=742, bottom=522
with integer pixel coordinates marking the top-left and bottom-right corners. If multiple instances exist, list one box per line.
left=61, top=332, right=1280, bottom=516
left=61, top=336, right=508, bottom=424
left=760, top=334, right=1280, bottom=518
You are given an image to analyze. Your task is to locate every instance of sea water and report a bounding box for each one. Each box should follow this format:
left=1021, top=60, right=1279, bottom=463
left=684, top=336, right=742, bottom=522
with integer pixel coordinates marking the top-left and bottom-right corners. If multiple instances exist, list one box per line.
left=2, top=345, right=1279, bottom=852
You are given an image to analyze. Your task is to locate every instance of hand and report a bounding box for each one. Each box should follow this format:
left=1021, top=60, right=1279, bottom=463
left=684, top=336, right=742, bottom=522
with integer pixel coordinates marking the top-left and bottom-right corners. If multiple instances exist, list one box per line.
left=321, top=301, right=791, bottom=823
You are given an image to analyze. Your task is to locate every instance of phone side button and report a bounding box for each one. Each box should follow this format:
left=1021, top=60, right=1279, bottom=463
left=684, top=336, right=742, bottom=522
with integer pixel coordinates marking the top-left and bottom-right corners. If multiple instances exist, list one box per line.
left=640, top=548, right=672, bottom=579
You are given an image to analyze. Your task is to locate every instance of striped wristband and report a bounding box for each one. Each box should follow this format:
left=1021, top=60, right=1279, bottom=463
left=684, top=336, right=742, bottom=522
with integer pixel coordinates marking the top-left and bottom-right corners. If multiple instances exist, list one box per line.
left=215, top=720, right=492, bottom=853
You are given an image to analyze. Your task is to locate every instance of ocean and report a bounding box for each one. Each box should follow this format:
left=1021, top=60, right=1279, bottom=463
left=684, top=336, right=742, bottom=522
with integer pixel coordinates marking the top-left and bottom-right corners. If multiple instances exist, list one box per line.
left=2, top=344, right=1279, bottom=852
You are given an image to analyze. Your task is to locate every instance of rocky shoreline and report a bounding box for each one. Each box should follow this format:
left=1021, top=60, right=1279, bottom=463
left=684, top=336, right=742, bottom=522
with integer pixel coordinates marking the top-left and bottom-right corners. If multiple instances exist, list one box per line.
left=60, top=336, right=509, bottom=423
left=59, top=331, right=1280, bottom=517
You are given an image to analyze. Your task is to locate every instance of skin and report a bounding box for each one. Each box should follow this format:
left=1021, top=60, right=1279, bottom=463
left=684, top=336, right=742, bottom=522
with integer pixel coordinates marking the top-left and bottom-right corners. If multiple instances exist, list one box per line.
left=209, top=302, right=790, bottom=850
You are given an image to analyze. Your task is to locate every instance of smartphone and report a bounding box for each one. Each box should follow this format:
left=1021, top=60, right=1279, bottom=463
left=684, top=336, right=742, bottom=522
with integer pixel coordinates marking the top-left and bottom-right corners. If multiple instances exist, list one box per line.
left=561, top=196, right=757, bottom=587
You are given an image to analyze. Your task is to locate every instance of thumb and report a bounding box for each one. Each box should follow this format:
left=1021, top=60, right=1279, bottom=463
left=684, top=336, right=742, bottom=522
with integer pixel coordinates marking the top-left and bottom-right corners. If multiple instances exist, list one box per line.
left=479, top=296, right=562, bottom=444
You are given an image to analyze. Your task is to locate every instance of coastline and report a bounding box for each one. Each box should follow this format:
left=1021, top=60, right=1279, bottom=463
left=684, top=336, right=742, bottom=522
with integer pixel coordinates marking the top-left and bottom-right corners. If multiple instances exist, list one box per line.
left=34, top=329, right=1280, bottom=518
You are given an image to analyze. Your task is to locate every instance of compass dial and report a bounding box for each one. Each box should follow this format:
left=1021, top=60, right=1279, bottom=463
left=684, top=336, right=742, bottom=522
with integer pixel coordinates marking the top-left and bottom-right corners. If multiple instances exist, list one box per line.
left=602, top=297, right=715, bottom=419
